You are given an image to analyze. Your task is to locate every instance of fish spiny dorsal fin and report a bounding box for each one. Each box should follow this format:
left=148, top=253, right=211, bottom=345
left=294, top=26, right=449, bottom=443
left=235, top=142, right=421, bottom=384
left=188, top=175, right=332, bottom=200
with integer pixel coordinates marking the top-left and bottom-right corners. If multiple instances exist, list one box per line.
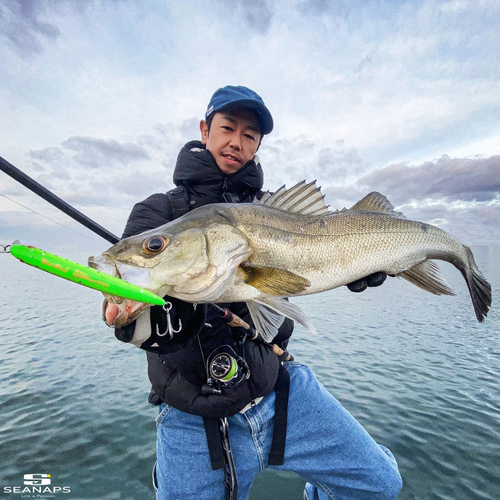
left=350, top=192, right=405, bottom=218
left=254, top=191, right=272, bottom=204
left=258, top=180, right=330, bottom=215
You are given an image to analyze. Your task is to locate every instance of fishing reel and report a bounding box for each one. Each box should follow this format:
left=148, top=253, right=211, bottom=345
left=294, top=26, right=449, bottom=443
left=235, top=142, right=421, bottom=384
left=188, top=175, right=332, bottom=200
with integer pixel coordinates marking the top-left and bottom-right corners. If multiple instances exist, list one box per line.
left=202, top=345, right=250, bottom=395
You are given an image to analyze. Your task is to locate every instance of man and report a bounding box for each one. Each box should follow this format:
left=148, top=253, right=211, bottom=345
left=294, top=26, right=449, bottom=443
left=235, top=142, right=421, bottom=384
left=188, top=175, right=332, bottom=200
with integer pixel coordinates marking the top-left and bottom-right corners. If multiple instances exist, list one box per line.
left=116, top=86, right=402, bottom=499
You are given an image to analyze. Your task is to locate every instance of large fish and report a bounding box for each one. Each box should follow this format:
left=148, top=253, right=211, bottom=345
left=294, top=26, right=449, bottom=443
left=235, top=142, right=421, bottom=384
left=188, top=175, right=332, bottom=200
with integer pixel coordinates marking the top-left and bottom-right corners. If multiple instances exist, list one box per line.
left=89, top=181, right=492, bottom=341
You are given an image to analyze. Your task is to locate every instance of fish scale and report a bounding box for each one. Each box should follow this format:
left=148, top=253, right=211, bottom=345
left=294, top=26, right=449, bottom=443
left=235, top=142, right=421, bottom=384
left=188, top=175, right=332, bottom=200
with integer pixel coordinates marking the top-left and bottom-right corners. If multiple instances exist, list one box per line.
left=229, top=207, right=459, bottom=294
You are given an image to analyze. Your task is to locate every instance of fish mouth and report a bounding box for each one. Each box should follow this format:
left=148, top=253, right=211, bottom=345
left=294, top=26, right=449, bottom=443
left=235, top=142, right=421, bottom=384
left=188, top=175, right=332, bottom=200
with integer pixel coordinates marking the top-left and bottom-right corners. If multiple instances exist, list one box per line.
left=89, top=255, right=150, bottom=328
left=88, top=254, right=121, bottom=278
left=102, top=297, right=149, bottom=328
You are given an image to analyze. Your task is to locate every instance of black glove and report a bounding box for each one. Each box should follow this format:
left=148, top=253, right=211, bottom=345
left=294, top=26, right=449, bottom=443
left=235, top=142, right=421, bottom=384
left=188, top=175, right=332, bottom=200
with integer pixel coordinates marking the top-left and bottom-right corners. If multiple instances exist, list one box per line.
left=115, top=320, right=137, bottom=343
left=347, top=272, right=387, bottom=293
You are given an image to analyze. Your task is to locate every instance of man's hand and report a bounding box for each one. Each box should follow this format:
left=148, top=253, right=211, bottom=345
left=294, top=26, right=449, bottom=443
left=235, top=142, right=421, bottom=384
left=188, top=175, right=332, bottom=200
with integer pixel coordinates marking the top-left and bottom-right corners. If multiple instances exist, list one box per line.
left=346, top=272, right=387, bottom=292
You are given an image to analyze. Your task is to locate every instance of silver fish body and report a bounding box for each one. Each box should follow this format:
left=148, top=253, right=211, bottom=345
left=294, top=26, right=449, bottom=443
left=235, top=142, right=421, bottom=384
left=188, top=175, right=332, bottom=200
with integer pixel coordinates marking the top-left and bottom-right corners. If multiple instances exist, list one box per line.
left=89, top=181, right=492, bottom=341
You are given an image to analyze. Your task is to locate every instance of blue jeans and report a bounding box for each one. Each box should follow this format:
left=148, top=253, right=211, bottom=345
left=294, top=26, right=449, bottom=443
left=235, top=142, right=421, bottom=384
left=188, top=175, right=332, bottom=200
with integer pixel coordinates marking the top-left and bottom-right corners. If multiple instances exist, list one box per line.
left=155, top=362, right=402, bottom=499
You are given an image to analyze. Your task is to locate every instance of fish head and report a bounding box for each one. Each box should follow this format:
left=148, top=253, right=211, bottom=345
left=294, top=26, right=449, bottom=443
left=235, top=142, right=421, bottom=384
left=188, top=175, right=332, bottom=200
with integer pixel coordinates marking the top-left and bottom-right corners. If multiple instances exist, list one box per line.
left=89, top=224, right=211, bottom=328
left=89, top=213, right=253, bottom=328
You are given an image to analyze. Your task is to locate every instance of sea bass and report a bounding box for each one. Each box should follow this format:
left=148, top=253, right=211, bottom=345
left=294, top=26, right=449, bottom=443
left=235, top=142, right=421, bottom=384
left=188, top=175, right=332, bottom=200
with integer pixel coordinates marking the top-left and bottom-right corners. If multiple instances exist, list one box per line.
left=89, top=181, right=492, bottom=341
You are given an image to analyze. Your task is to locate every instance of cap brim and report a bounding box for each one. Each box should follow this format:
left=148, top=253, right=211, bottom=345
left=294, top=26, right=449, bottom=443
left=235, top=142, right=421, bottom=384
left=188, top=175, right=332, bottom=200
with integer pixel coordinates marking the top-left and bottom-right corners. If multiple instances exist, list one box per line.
left=212, top=98, right=274, bottom=135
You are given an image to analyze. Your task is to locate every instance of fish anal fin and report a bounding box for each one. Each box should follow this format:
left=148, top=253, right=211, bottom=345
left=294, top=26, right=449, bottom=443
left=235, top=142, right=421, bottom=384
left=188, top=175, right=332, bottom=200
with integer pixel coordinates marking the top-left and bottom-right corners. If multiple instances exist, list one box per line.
left=241, top=264, right=310, bottom=295
left=398, top=260, right=456, bottom=296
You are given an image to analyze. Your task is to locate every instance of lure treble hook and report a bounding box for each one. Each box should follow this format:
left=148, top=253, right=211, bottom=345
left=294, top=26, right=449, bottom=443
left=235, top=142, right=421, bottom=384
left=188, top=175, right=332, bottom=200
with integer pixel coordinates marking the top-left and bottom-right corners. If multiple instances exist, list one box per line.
left=157, top=301, right=183, bottom=338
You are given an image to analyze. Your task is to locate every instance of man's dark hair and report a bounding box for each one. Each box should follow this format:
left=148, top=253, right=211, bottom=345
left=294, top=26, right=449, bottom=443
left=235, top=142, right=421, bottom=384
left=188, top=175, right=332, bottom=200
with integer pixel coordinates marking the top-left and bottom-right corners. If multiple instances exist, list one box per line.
left=206, top=114, right=214, bottom=133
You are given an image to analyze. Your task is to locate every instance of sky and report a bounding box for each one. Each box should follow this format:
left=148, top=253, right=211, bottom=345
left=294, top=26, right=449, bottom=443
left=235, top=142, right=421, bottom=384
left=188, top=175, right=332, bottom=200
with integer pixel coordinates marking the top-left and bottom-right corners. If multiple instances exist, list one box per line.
left=0, top=0, right=499, bottom=254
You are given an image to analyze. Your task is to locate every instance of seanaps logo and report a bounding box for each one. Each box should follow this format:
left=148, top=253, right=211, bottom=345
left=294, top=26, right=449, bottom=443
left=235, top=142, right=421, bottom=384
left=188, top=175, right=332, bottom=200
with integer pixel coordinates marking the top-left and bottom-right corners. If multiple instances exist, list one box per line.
left=2, top=473, right=71, bottom=495
left=24, top=474, right=51, bottom=486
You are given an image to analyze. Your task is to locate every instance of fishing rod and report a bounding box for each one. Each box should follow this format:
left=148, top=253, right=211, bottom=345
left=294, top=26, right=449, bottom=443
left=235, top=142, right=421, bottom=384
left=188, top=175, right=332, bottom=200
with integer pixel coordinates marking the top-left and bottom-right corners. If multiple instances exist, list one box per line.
left=0, top=155, right=119, bottom=244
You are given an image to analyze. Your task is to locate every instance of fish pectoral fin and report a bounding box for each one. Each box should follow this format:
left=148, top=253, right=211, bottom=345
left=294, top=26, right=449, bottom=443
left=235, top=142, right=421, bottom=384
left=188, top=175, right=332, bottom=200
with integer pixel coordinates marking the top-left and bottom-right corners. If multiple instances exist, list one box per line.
left=241, top=264, right=311, bottom=295
left=247, top=297, right=317, bottom=343
left=398, top=260, right=456, bottom=296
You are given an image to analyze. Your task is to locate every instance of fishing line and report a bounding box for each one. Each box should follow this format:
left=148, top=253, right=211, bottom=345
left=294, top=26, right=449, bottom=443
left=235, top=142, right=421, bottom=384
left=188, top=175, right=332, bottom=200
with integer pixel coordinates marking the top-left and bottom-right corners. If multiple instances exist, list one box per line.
left=0, top=156, right=119, bottom=243
left=0, top=192, right=101, bottom=243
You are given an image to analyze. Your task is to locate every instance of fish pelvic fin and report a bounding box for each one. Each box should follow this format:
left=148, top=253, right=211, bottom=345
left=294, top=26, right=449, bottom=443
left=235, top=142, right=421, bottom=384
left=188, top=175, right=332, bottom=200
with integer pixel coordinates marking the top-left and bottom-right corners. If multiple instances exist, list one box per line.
left=398, top=260, right=456, bottom=296
left=247, top=301, right=286, bottom=343
left=350, top=192, right=405, bottom=218
left=258, top=180, right=330, bottom=215
left=462, top=246, right=492, bottom=322
left=241, top=264, right=311, bottom=295
left=247, top=297, right=317, bottom=343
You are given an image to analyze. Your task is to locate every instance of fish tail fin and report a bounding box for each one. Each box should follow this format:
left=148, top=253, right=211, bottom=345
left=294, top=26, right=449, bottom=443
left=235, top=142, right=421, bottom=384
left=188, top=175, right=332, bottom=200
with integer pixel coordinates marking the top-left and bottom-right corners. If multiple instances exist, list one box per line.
left=462, top=246, right=492, bottom=322
left=398, top=260, right=456, bottom=296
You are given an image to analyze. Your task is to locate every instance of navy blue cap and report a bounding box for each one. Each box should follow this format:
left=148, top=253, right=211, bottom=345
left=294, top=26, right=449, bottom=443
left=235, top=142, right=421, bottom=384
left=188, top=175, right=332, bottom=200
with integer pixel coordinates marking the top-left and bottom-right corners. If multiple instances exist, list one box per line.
left=205, top=85, right=273, bottom=135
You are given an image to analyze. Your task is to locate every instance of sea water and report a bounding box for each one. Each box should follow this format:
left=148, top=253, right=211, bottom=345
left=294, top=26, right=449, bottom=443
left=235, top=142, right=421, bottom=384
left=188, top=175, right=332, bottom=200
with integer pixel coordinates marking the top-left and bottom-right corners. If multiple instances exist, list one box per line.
left=0, top=246, right=499, bottom=500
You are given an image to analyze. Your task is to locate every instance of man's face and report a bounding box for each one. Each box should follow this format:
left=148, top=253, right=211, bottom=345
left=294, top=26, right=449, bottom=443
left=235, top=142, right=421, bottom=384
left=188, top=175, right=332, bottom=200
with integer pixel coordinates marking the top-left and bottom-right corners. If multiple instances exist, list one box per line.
left=200, top=106, right=262, bottom=174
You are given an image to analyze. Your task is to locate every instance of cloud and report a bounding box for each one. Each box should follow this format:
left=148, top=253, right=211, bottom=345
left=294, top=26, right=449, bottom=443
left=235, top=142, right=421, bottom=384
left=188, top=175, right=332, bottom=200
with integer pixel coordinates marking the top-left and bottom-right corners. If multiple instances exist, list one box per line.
left=297, top=0, right=346, bottom=17
left=357, top=155, right=500, bottom=204
left=259, top=135, right=370, bottom=191
left=60, top=136, right=151, bottom=168
left=0, top=0, right=60, bottom=57
left=1, top=0, right=499, bottom=250
left=30, top=146, right=65, bottom=165
left=24, top=137, right=155, bottom=212
left=355, top=50, right=376, bottom=73
left=111, top=171, right=173, bottom=201
left=237, top=0, right=273, bottom=34
left=318, top=154, right=500, bottom=245
left=20, top=126, right=187, bottom=220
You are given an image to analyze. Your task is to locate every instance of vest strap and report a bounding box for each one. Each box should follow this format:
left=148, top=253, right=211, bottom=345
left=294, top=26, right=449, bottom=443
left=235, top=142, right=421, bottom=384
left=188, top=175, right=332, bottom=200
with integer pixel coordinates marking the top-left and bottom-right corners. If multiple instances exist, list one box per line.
left=203, top=363, right=290, bottom=471
left=268, top=363, right=290, bottom=465
left=203, top=416, right=226, bottom=470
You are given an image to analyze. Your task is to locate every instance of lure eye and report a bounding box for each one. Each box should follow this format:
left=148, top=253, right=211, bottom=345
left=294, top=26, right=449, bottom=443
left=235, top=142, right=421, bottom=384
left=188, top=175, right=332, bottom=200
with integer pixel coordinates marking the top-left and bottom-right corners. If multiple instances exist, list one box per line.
left=143, top=236, right=169, bottom=255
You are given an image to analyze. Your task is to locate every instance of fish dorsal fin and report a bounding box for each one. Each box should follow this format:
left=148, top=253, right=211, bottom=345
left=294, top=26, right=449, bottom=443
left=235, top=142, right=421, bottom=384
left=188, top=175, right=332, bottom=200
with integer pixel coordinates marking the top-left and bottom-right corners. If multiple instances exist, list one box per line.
left=350, top=192, right=405, bottom=218
left=254, top=191, right=272, bottom=205
left=258, top=180, right=330, bottom=215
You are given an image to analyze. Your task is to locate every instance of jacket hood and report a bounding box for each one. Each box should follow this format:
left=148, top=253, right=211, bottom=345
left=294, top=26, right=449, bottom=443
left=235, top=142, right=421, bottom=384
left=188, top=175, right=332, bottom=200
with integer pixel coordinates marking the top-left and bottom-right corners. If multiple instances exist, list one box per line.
left=173, top=141, right=264, bottom=194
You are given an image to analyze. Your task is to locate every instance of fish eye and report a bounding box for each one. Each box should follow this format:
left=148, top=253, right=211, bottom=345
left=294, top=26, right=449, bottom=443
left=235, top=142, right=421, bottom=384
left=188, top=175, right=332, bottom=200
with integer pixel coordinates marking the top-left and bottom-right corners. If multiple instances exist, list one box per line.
left=143, top=236, right=169, bottom=255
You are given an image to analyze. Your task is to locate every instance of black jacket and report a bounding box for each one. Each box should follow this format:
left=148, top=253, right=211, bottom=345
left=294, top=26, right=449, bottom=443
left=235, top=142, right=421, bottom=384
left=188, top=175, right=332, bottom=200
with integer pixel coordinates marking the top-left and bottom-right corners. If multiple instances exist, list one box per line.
left=118, top=141, right=293, bottom=418
left=122, top=140, right=265, bottom=233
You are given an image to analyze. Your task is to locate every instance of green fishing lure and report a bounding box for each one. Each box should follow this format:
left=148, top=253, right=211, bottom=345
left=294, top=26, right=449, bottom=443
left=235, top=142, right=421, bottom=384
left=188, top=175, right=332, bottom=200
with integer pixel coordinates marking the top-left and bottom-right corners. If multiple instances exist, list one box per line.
left=10, top=244, right=165, bottom=306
